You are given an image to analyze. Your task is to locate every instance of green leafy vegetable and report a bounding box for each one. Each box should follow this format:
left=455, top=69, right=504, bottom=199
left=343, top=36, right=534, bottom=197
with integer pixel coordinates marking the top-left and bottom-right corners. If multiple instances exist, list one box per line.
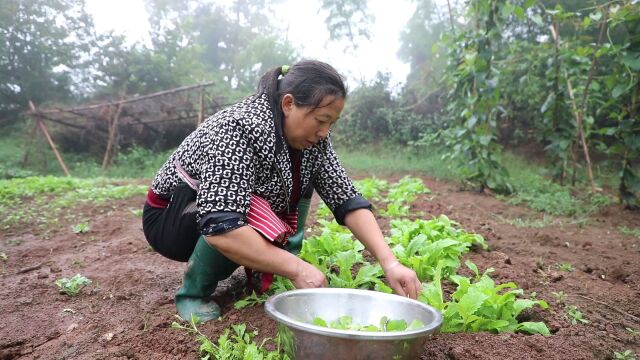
left=54, top=274, right=92, bottom=296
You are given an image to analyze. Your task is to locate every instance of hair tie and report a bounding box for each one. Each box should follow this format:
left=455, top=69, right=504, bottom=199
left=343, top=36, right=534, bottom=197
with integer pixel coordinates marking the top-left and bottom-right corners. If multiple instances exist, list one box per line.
left=281, top=65, right=290, bottom=75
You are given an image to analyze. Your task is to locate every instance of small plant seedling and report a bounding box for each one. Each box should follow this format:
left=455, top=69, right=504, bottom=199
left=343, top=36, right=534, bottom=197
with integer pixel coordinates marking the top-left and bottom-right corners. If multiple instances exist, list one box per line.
left=72, top=222, right=91, bottom=234
left=130, top=209, right=143, bottom=217
left=556, top=263, right=574, bottom=272
left=6, top=238, right=22, bottom=246
left=626, top=327, right=638, bottom=336
left=55, top=274, right=92, bottom=296
left=619, top=226, right=640, bottom=239
left=614, top=350, right=636, bottom=360
left=566, top=306, right=589, bottom=325
left=0, top=252, right=7, bottom=262
left=552, top=291, right=567, bottom=303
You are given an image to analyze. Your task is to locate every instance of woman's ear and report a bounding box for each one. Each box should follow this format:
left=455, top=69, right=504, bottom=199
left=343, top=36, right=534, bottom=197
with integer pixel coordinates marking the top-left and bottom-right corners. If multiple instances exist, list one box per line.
left=281, top=94, right=294, bottom=115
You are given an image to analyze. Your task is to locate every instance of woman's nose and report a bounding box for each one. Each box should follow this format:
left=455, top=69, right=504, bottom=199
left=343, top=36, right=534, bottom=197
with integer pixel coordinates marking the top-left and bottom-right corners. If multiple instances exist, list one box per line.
left=316, top=125, right=331, bottom=138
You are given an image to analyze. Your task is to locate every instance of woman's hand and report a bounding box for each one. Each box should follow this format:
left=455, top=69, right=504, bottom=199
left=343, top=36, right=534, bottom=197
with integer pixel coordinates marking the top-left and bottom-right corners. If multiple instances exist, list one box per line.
left=291, top=259, right=328, bottom=289
left=383, top=261, right=422, bottom=300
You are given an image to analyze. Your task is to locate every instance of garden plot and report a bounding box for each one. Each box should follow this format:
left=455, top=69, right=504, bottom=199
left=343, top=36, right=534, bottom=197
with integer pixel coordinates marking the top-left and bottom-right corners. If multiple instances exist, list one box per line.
left=0, top=175, right=638, bottom=359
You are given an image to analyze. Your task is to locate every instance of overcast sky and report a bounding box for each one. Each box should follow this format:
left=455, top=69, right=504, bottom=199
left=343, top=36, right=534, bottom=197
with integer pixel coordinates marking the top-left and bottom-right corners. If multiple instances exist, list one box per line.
left=85, top=0, right=415, bottom=89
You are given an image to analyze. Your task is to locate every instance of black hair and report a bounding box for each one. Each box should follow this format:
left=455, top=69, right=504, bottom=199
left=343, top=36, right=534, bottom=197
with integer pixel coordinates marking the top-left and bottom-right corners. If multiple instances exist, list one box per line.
left=257, top=60, right=347, bottom=125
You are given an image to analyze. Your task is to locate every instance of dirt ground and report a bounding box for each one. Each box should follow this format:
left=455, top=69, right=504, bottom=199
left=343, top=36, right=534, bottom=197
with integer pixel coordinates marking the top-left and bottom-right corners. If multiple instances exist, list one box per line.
left=1, top=175, right=639, bottom=360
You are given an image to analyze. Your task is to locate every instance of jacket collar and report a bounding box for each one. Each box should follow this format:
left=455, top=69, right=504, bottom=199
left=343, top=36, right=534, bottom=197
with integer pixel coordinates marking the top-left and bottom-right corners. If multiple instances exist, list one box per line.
left=269, top=98, right=326, bottom=206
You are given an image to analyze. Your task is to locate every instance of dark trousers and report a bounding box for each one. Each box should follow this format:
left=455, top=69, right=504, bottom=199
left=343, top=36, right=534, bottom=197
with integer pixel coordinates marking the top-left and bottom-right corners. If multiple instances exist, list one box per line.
left=142, top=183, right=200, bottom=262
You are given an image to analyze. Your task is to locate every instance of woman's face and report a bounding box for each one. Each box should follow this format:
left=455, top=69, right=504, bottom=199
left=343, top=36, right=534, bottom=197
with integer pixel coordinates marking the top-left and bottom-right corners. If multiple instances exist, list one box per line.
left=281, top=94, right=345, bottom=150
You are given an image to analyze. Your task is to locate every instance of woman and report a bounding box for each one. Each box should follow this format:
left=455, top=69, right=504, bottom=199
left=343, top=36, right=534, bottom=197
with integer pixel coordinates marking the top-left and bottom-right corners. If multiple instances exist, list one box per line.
left=142, top=60, right=420, bottom=323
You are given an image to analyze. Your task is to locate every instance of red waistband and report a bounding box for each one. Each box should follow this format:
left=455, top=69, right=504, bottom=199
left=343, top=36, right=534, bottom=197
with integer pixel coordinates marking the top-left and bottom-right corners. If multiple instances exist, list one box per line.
left=146, top=188, right=170, bottom=208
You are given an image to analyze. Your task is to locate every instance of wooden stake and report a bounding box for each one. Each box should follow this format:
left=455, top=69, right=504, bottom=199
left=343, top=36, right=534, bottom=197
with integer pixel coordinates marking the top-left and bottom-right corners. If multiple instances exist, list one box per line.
left=21, top=120, right=39, bottom=167
left=565, top=75, right=596, bottom=192
left=102, top=102, right=125, bottom=169
left=549, top=25, right=597, bottom=192
left=197, top=87, right=204, bottom=126
left=36, top=82, right=215, bottom=115
left=29, top=101, right=70, bottom=177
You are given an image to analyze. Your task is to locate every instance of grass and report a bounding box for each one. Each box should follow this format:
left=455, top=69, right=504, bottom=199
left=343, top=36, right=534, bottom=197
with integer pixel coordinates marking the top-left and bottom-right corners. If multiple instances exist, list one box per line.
left=337, top=145, right=615, bottom=217
left=497, top=152, right=615, bottom=217
left=0, top=123, right=172, bottom=179
left=0, top=124, right=620, bottom=220
left=335, top=144, right=458, bottom=179
left=0, top=176, right=147, bottom=230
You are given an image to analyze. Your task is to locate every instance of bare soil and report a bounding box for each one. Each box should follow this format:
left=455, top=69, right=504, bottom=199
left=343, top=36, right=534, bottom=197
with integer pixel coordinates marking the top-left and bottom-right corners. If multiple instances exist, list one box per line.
left=1, top=176, right=639, bottom=360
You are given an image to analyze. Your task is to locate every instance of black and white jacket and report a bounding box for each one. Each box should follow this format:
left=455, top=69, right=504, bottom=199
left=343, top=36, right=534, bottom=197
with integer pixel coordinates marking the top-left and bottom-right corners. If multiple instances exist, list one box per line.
left=151, top=93, right=370, bottom=229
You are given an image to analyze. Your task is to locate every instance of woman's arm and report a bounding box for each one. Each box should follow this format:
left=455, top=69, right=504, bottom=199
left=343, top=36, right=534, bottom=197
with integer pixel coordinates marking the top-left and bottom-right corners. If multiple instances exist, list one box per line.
left=205, top=227, right=327, bottom=289
left=344, top=208, right=422, bottom=299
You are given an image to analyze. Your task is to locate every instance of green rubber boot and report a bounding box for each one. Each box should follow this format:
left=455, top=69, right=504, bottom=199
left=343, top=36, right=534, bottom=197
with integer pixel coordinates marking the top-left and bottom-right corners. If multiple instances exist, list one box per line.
left=285, top=197, right=311, bottom=255
left=175, top=236, right=238, bottom=323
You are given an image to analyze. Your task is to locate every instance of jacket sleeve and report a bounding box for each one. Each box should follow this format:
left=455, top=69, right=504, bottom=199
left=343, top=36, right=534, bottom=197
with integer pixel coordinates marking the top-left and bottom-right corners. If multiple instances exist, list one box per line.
left=195, top=120, right=256, bottom=229
left=313, top=140, right=372, bottom=225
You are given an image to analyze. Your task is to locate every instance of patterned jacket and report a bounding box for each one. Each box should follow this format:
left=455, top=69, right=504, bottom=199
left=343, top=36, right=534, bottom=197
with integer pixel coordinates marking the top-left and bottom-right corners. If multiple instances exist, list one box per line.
left=150, top=93, right=370, bottom=229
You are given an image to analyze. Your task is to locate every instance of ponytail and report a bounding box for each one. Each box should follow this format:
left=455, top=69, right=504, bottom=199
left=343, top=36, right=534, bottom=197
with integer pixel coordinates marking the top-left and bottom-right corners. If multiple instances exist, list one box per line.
left=256, top=60, right=347, bottom=125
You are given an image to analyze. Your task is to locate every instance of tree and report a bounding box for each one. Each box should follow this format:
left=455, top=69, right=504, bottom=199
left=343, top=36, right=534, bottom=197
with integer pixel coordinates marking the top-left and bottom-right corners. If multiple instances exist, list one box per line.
left=0, top=0, right=95, bottom=124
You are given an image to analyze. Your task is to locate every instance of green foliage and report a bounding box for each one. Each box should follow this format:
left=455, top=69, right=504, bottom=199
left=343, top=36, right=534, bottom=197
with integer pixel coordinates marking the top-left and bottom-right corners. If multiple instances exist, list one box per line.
left=172, top=316, right=288, bottom=360
left=565, top=305, right=589, bottom=325
left=0, top=176, right=146, bottom=230
left=0, top=0, right=95, bottom=123
left=424, top=0, right=525, bottom=194
left=614, top=350, right=637, bottom=360
left=145, top=0, right=297, bottom=95
left=55, top=274, right=91, bottom=296
left=311, top=315, right=424, bottom=332
left=619, top=226, right=640, bottom=239
left=551, top=291, right=567, bottom=303
left=420, top=261, right=550, bottom=335
left=320, top=0, right=373, bottom=49
left=72, top=222, right=91, bottom=234
left=333, top=73, right=433, bottom=146
left=499, top=153, right=615, bottom=216
left=233, top=276, right=295, bottom=310
left=555, top=262, right=573, bottom=272
left=326, top=252, right=392, bottom=293
left=335, top=144, right=460, bottom=179
left=387, top=216, right=487, bottom=281
left=300, top=219, right=363, bottom=269
left=380, top=176, right=431, bottom=217
left=353, top=177, right=389, bottom=201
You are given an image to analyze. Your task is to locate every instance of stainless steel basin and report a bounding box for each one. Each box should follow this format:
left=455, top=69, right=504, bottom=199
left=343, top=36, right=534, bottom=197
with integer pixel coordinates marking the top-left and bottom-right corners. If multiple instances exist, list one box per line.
left=265, top=288, right=443, bottom=359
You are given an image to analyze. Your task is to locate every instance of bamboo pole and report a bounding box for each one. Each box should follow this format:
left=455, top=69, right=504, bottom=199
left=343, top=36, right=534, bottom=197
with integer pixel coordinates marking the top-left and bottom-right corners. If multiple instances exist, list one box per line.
left=565, top=75, right=597, bottom=192
left=21, top=120, right=39, bottom=167
left=35, top=82, right=215, bottom=115
left=29, top=101, right=70, bottom=177
left=102, top=102, right=125, bottom=169
left=197, top=88, right=204, bottom=126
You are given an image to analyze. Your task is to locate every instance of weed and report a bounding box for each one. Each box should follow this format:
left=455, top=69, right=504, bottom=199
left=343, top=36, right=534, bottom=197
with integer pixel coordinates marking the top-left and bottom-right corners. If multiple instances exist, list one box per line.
left=5, top=238, right=22, bottom=246
left=72, top=222, right=91, bottom=234
left=55, top=274, right=92, bottom=296
left=0, top=252, right=7, bottom=262
left=130, top=208, right=143, bottom=217
left=619, top=226, right=640, bottom=239
left=626, top=327, right=638, bottom=336
left=614, top=350, right=637, bottom=360
left=565, top=306, right=589, bottom=325
left=551, top=291, right=567, bottom=303
left=496, top=214, right=558, bottom=228
left=0, top=176, right=146, bottom=230
left=556, top=263, right=574, bottom=272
